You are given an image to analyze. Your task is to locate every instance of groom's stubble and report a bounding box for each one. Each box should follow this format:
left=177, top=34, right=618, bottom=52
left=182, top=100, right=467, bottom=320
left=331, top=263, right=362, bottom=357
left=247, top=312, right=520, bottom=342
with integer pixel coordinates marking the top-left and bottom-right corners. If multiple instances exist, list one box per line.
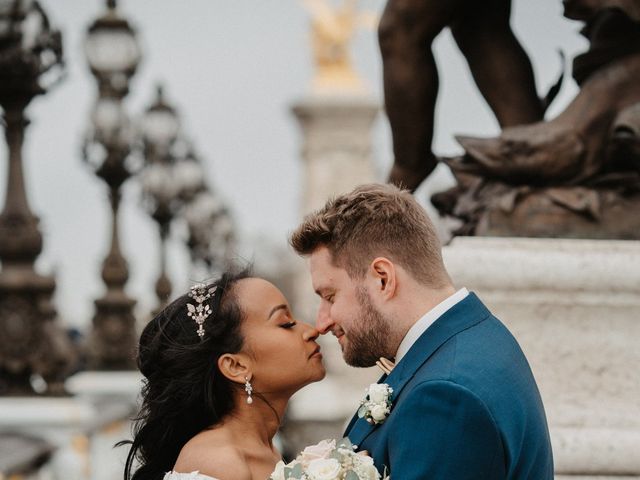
left=343, top=286, right=396, bottom=368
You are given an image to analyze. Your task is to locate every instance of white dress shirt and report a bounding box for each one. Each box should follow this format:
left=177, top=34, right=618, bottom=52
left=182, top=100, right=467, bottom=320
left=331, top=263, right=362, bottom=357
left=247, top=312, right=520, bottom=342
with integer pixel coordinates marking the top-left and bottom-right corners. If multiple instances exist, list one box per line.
left=394, top=288, right=469, bottom=364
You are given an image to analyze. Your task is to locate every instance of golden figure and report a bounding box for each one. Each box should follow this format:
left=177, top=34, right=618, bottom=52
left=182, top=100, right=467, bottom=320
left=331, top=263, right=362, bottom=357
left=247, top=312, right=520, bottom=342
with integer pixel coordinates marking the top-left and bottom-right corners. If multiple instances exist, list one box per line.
left=303, top=0, right=376, bottom=94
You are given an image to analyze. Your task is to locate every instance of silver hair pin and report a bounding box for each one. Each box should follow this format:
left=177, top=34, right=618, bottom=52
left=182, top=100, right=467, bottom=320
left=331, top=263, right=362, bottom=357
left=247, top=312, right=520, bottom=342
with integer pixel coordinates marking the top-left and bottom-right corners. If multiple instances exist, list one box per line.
left=187, top=284, right=218, bottom=338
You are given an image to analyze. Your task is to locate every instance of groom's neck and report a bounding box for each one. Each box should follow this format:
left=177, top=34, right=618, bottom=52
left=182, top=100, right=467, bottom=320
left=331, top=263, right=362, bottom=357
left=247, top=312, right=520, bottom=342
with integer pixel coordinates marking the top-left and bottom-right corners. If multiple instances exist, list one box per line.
left=387, top=283, right=457, bottom=351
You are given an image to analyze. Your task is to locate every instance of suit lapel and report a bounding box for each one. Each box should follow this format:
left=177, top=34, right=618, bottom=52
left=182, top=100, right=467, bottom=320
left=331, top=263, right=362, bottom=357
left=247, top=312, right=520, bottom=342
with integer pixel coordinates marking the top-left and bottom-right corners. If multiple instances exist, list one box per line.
left=385, top=293, right=490, bottom=402
left=343, top=373, right=387, bottom=440
left=345, top=293, right=490, bottom=448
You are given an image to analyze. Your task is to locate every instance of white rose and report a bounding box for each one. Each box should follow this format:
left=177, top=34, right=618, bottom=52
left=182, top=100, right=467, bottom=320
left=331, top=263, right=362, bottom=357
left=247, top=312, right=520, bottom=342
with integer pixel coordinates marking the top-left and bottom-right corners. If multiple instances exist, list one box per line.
left=300, top=439, right=336, bottom=464
left=361, top=463, right=382, bottom=480
left=370, top=404, right=388, bottom=422
left=306, top=458, right=342, bottom=480
left=355, top=453, right=374, bottom=466
left=270, top=460, right=286, bottom=480
left=352, top=454, right=380, bottom=480
left=368, top=384, right=389, bottom=403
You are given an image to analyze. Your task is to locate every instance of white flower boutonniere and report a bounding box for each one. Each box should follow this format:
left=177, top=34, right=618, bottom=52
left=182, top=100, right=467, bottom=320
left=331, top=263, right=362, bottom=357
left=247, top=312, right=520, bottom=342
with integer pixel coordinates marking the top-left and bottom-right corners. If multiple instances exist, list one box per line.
left=358, top=383, right=393, bottom=425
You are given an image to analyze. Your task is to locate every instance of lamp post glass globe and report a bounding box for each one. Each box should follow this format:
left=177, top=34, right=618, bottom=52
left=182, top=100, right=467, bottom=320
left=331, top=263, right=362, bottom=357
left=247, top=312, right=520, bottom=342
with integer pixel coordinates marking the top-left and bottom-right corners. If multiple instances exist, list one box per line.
left=85, top=1, right=140, bottom=96
left=90, top=96, right=133, bottom=148
left=20, top=4, right=44, bottom=50
left=85, top=28, right=139, bottom=73
left=141, top=163, right=179, bottom=204
left=142, top=92, right=180, bottom=154
left=184, top=190, right=224, bottom=229
left=174, top=156, right=206, bottom=200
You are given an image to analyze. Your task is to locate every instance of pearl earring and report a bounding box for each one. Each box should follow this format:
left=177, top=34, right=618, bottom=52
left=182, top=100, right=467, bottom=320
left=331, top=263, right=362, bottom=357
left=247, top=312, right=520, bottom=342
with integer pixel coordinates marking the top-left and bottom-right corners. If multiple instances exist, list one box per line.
left=244, top=376, right=253, bottom=405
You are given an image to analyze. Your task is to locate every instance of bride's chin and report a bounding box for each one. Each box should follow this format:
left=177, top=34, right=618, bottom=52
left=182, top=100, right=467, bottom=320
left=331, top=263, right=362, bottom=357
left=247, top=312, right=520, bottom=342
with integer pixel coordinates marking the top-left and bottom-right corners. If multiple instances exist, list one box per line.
left=302, top=365, right=327, bottom=388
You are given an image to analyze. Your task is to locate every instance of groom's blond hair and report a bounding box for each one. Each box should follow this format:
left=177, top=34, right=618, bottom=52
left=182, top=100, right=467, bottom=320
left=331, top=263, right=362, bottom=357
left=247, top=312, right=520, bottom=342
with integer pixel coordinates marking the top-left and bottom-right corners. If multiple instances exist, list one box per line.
left=290, top=183, right=450, bottom=287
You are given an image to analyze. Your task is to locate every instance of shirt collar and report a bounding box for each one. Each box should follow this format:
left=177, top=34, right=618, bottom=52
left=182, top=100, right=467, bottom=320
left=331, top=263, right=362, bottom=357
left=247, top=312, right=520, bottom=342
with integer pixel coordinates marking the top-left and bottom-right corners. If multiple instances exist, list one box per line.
left=394, top=288, right=469, bottom=363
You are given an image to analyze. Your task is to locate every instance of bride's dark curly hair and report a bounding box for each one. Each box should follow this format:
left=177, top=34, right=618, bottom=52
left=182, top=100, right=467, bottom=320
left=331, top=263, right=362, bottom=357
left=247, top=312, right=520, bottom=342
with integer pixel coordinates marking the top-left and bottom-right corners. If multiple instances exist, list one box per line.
left=120, top=270, right=250, bottom=480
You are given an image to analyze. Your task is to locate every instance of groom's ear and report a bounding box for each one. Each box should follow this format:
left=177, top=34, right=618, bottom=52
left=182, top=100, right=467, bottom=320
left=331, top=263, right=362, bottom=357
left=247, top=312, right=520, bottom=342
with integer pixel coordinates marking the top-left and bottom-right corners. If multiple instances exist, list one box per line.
left=369, top=257, right=397, bottom=300
left=218, top=353, right=252, bottom=384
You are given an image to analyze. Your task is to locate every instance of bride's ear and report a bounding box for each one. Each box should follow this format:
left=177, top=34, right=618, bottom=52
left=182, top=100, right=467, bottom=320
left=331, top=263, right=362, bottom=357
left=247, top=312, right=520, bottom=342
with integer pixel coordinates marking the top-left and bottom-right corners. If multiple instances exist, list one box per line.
left=218, top=353, right=252, bottom=384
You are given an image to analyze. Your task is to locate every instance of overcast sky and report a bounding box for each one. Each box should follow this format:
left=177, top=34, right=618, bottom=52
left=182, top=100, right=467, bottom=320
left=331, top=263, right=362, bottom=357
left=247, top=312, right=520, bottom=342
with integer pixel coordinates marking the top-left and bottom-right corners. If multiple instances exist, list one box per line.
left=2, top=0, right=587, bottom=328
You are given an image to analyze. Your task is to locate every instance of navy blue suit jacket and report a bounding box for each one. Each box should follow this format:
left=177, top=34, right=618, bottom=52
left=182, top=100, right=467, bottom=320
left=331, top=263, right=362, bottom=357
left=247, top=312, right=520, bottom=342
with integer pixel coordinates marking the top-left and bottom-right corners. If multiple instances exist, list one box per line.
left=344, top=293, right=554, bottom=479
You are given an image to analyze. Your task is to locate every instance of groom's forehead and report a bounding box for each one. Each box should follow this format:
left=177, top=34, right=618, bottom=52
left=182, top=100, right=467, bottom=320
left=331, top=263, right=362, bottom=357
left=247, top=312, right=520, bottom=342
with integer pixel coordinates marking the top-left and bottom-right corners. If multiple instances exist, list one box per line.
left=310, top=249, right=336, bottom=272
left=311, top=267, right=352, bottom=297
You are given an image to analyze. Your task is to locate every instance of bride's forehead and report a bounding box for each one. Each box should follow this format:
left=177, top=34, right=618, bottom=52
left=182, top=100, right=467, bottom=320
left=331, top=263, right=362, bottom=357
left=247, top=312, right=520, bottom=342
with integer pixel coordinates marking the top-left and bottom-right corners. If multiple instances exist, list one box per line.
left=236, top=277, right=285, bottom=307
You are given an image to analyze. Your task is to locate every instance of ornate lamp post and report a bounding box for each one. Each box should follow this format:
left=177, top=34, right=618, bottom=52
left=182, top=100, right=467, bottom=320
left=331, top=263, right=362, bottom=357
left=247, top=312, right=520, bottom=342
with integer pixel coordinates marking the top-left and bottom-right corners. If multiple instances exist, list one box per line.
left=82, top=0, right=141, bottom=370
left=184, top=190, right=235, bottom=278
left=174, top=147, right=207, bottom=204
left=0, top=0, right=74, bottom=395
left=140, top=85, right=181, bottom=313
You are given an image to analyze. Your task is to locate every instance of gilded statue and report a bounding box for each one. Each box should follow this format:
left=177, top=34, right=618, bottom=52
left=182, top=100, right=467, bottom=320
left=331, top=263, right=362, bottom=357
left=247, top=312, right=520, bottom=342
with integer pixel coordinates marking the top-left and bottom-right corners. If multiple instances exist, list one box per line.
left=303, top=0, right=376, bottom=94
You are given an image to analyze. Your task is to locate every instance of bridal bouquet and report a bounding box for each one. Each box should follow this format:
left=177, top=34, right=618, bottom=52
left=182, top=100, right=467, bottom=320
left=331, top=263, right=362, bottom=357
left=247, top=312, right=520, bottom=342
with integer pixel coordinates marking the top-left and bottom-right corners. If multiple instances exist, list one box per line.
left=269, top=438, right=388, bottom=480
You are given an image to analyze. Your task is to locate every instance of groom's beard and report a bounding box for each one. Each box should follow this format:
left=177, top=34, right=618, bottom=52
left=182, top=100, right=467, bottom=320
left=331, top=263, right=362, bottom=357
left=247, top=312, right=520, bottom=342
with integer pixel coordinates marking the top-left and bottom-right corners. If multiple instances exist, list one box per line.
left=343, top=287, right=392, bottom=368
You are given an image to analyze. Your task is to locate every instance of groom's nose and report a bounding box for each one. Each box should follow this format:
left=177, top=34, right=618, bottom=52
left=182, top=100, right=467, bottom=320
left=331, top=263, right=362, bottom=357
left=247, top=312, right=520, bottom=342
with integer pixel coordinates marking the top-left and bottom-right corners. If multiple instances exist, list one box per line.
left=315, top=302, right=334, bottom=334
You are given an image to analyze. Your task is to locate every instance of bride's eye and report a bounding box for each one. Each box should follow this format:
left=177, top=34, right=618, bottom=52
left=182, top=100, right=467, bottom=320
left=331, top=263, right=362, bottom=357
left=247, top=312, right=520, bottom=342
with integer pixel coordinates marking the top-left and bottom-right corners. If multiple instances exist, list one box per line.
left=280, top=321, right=297, bottom=329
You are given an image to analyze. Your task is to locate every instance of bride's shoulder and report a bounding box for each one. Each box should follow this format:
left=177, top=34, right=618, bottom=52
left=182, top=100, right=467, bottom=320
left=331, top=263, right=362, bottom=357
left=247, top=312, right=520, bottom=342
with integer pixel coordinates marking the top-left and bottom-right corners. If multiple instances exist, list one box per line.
left=173, top=436, right=251, bottom=480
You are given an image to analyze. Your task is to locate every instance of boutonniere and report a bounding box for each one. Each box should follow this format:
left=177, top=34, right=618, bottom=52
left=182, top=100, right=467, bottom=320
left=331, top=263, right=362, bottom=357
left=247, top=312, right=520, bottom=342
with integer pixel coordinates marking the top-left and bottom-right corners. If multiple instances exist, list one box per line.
left=358, top=383, right=393, bottom=425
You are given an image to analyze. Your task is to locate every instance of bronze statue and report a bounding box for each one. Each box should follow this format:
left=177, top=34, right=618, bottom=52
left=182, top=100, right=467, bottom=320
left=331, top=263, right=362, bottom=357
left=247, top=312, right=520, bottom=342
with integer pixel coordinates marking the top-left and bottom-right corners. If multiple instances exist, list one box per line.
left=432, top=1, right=640, bottom=239
left=380, top=0, right=554, bottom=191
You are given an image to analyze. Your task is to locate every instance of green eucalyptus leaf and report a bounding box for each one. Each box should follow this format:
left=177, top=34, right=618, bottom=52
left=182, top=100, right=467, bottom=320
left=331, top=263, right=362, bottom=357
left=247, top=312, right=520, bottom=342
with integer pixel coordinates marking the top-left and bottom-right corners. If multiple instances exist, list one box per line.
left=330, top=450, right=346, bottom=464
left=337, top=437, right=353, bottom=450
left=284, top=465, right=303, bottom=480
left=345, top=470, right=361, bottom=480
left=291, top=463, right=304, bottom=478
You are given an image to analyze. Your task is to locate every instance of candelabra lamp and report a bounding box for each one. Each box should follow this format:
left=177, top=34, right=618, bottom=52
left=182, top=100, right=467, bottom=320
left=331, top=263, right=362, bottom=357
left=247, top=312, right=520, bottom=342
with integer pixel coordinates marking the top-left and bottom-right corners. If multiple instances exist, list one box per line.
left=82, top=0, right=141, bottom=370
left=0, top=0, right=75, bottom=395
left=184, top=190, right=236, bottom=278
left=140, top=85, right=181, bottom=314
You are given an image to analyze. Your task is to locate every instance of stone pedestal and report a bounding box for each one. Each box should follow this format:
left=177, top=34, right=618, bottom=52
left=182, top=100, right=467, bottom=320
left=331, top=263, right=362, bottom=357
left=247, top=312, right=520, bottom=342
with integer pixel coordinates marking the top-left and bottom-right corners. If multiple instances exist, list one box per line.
left=65, top=371, right=142, bottom=480
left=285, top=94, right=382, bottom=454
left=0, top=397, right=95, bottom=480
left=291, top=94, right=380, bottom=214
left=0, top=431, right=54, bottom=479
left=442, top=237, right=640, bottom=479
left=0, top=371, right=142, bottom=480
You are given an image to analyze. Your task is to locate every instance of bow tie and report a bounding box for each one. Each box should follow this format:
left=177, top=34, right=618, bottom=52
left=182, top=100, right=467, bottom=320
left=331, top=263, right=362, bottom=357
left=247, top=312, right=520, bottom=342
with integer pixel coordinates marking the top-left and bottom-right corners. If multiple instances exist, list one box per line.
left=376, top=357, right=395, bottom=375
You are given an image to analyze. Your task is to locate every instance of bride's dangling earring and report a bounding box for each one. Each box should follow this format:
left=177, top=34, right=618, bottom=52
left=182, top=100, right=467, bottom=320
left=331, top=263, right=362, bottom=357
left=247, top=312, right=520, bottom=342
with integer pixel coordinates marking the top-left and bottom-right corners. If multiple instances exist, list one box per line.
left=244, top=376, right=253, bottom=405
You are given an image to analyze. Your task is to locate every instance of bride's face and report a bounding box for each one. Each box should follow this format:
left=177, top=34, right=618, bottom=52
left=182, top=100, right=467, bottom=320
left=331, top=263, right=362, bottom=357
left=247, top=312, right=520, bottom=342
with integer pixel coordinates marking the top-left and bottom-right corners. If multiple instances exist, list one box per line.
left=236, top=278, right=326, bottom=395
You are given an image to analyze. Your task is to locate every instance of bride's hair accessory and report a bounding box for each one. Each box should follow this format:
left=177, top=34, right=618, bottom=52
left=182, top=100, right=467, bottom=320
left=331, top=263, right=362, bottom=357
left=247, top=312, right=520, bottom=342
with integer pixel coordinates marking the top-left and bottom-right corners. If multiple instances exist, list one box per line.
left=244, top=376, right=253, bottom=404
left=187, top=283, right=218, bottom=339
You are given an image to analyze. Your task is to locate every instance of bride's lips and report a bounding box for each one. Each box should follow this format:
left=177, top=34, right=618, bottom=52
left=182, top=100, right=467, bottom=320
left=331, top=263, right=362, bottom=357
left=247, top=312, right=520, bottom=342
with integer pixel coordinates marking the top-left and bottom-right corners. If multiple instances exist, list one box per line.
left=309, top=345, right=322, bottom=359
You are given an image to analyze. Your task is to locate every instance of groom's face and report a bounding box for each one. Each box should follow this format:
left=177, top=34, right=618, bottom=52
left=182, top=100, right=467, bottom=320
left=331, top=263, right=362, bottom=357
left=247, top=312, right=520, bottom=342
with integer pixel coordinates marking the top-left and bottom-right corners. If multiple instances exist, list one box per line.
left=309, top=246, right=391, bottom=367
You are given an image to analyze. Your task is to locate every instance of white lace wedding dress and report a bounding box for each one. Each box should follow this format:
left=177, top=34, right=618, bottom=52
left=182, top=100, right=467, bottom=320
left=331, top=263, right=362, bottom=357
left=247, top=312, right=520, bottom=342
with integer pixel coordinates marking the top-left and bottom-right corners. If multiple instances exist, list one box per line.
left=163, top=472, right=219, bottom=480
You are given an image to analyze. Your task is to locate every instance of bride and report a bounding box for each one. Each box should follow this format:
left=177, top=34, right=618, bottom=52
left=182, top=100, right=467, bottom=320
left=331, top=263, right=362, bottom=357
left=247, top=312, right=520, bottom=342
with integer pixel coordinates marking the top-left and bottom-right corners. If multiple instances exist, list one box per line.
left=121, top=271, right=326, bottom=480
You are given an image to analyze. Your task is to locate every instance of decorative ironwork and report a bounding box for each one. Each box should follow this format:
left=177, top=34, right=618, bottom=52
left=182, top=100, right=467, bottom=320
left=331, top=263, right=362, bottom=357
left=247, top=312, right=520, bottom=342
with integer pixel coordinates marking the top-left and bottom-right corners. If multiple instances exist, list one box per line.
left=0, top=0, right=75, bottom=395
left=140, top=85, right=181, bottom=314
left=82, top=0, right=141, bottom=369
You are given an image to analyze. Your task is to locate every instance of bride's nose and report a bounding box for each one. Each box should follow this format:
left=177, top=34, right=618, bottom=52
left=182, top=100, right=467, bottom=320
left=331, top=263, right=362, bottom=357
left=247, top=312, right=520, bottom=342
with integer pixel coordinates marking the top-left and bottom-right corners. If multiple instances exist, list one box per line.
left=302, top=323, right=320, bottom=341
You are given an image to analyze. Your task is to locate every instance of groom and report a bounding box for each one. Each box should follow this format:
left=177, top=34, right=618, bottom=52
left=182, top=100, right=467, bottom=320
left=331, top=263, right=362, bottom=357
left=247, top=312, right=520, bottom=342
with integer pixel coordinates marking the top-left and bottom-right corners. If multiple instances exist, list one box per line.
left=290, top=184, right=554, bottom=479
